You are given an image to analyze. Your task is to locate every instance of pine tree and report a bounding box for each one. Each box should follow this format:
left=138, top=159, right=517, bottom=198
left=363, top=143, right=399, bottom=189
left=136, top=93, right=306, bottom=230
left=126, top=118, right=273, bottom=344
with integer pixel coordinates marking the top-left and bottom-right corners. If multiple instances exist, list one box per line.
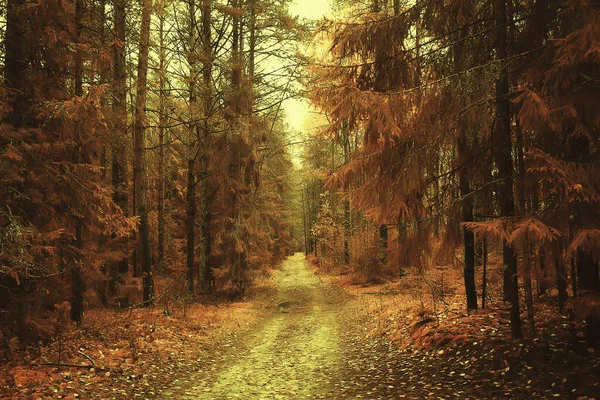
left=133, top=0, right=155, bottom=305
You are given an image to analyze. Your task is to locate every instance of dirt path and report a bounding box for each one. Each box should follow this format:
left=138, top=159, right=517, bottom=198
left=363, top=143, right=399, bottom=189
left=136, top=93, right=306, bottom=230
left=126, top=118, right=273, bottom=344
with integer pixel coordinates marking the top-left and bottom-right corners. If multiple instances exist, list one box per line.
left=159, top=254, right=500, bottom=399
left=163, top=253, right=345, bottom=399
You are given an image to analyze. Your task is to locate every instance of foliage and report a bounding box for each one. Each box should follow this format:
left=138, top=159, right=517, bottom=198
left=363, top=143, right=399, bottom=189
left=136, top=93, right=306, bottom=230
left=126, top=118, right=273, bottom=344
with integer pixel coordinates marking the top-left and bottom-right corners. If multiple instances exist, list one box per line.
left=305, top=0, right=600, bottom=341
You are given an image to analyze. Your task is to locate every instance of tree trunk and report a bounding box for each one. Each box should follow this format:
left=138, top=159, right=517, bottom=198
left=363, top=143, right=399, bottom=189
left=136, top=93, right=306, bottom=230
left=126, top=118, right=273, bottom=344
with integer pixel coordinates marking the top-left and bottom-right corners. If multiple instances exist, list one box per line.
left=186, top=0, right=199, bottom=296
left=538, top=248, right=548, bottom=297
left=454, top=26, right=477, bottom=310
left=134, top=0, right=154, bottom=306
left=379, top=224, right=388, bottom=264
left=112, top=0, right=128, bottom=275
left=493, top=0, right=521, bottom=338
left=186, top=159, right=196, bottom=296
left=524, top=238, right=537, bottom=338
left=157, top=11, right=167, bottom=274
left=71, top=0, right=84, bottom=323
left=231, top=0, right=240, bottom=89
left=198, top=0, right=214, bottom=294
left=577, top=249, right=600, bottom=292
left=71, top=264, right=84, bottom=323
left=516, top=114, right=535, bottom=336
left=248, top=0, right=256, bottom=82
left=98, top=0, right=108, bottom=182
left=555, top=240, right=567, bottom=313
left=4, top=0, right=27, bottom=128
left=482, top=238, right=488, bottom=309
left=342, top=120, right=351, bottom=266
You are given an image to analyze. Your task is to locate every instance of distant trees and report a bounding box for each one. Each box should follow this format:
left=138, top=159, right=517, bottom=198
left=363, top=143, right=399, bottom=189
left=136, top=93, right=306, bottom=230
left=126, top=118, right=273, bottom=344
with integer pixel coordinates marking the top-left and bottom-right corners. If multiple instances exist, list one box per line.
left=309, top=0, right=600, bottom=340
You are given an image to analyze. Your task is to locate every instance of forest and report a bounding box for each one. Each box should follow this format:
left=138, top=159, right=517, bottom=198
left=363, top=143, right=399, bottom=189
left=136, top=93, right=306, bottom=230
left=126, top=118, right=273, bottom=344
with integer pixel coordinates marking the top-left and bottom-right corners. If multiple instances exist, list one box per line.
left=0, top=0, right=599, bottom=398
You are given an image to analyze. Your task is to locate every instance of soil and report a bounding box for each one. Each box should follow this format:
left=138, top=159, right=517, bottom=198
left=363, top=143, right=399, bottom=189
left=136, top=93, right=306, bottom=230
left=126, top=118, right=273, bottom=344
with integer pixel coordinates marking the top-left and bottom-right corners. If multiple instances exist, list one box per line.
left=162, top=253, right=345, bottom=399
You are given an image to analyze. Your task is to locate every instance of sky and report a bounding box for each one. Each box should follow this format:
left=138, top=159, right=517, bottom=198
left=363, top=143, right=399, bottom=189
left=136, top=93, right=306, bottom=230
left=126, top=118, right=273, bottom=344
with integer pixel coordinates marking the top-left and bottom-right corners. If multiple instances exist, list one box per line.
left=289, top=0, right=331, bottom=21
left=283, top=0, right=332, bottom=133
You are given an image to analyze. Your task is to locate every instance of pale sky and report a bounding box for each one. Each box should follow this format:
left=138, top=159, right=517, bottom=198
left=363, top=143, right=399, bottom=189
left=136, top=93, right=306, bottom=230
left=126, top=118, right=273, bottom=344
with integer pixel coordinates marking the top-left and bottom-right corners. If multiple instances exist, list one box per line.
left=289, top=0, right=331, bottom=22
left=283, top=0, right=331, bottom=133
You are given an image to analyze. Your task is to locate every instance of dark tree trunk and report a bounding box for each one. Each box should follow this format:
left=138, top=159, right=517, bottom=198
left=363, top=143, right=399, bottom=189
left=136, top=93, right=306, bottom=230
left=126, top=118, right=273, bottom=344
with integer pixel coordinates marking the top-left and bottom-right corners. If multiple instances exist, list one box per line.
left=555, top=241, right=567, bottom=312
left=70, top=0, right=85, bottom=324
left=516, top=113, right=535, bottom=336
left=231, top=0, right=240, bottom=89
left=571, top=257, right=578, bottom=300
left=577, top=250, right=600, bottom=292
left=198, top=194, right=213, bottom=293
left=458, top=126, right=477, bottom=310
left=248, top=0, right=256, bottom=81
left=379, top=224, right=388, bottom=264
left=494, top=0, right=522, bottom=338
left=112, top=0, right=128, bottom=275
left=454, top=26, right=477, bottom=311
left=157, top=12, right=167, bottom=274
left=342, top=122, right=351, bottom=266
left=134, top=0, right=154, bottom=306
left=4, top=0, right=27, bottom=127
left=185, top=0, right=198, bottom=296
left=538, top=250, right=548, bottom=297
left=186, top=159, right=196, bottom=296
left=71, top=265, right=84, bottom=323
left=97, top=0, right=108, bottom=183
left=198, top=0, right=214, bottom=294
left=482, top=239, right=488, bottom=309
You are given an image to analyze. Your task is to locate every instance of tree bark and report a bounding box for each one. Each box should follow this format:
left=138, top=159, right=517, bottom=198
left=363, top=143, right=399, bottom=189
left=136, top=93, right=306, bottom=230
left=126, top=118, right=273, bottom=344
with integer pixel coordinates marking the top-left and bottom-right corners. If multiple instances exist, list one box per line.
left=493, top=0, right=522, bottom=338
left=198, top=0, right=214, bottom=294
left=555, top=240, right=567, bottom=312
left=379, top=224, right=388, bottom=264
left=454, top=26, right=477, bottom=310
left=4, top=0, right=27, bottom=127
left=516, top=114, right=535, bottom=336
left=459, top=128, right=477, bottom=311
left=186, top=159, right=196, bottom=296
left=186, top=0, right=198, bottom=296
left=134, top=0, right=154, bottom=306
left=482, top=239, right=488, bottom=309
left=112, top=0, right=128, bottom=275
left=157, top=10, right=167, bottom=274
left=71, top=0, right=84, bottom=323
left=537, top=248, right=548, bottom=297
left=342, top=120, right=351, bottom=266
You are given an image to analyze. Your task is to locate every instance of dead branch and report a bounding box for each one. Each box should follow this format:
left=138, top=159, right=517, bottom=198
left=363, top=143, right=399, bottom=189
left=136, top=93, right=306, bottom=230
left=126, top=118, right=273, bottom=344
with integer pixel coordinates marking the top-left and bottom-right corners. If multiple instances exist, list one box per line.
left=78, top=350, right=96, bottom=366
left=31, top=363, right=96, bottom=369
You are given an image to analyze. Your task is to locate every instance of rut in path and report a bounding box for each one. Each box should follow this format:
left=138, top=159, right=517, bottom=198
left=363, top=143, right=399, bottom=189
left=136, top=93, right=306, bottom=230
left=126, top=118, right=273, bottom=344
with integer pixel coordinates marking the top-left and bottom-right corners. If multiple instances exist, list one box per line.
left=175, top=253, right=343, bottom=399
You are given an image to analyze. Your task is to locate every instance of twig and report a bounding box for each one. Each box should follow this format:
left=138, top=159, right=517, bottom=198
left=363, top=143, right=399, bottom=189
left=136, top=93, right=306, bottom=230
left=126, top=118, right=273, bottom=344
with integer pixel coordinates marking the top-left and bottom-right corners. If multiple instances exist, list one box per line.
left=31, top=363, right=95, bottom=369
left=123, top=286, right=174, bottom=313
left=78, top=350, right=96, bottom=366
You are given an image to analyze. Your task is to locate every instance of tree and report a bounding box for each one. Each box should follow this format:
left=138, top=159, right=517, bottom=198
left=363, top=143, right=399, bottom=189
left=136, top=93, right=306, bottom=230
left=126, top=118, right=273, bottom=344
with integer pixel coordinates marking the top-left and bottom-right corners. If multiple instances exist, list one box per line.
left=197, top=0, right=214, bottom=294
left=133, top=0, right=155, bottom=305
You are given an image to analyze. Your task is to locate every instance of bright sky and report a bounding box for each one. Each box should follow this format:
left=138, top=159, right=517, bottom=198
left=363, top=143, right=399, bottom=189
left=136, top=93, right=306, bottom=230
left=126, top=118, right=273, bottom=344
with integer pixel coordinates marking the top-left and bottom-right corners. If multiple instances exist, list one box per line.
left=283, top=0, right=332, bottom=134
left=289, top=0, right=331, bottom=23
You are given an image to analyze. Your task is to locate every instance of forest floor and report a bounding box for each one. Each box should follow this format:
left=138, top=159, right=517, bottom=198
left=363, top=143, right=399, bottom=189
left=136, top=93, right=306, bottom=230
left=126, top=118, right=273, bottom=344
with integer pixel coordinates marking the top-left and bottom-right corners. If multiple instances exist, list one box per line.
left=2, top=253, right=600, bottom=399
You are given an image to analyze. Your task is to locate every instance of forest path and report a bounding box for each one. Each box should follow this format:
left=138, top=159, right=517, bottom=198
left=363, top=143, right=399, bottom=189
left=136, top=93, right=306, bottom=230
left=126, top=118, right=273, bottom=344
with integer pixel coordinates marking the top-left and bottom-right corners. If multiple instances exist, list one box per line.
left=158, top=254, right=578, bottom=399
left=164, top=253, right=345, bottom=399
left=160, top=254, right=497, bottom=399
